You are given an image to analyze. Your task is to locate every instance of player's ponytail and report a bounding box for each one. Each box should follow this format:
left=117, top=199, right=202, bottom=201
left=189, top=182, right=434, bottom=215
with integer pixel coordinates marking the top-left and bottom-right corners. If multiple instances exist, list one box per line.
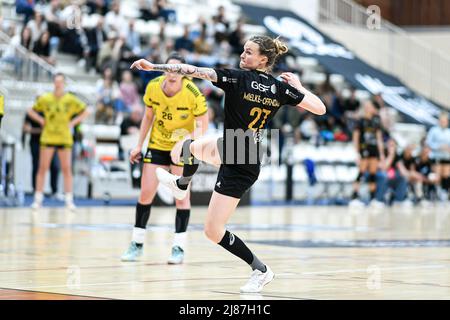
left=273, top=37, right=288, bottom=56
left=249, top=35, right=289, bottom=70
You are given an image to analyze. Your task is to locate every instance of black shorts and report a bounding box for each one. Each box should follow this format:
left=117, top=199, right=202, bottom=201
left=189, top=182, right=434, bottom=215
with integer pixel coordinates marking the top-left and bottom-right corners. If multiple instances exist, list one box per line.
left=431, top=158, right=450, bottom=165
left=41, top=143, right=71, bottom=149
left=360, top=146, right=379, bottom=159
left=143, top=148, right=183, bottom=166
left=214, top=164, right=260, bottom=199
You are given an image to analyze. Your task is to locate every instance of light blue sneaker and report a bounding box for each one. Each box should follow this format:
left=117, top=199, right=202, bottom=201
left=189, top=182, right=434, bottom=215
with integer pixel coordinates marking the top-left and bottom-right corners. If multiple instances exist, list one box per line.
left=121, top=242, right=143, bottom=262
left=167, top=246, right=184, bottom=264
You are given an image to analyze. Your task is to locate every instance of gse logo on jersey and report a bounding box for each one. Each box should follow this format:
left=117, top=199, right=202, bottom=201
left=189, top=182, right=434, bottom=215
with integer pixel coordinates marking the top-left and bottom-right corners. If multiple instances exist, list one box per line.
left=251, top=81, right=277, bottom=94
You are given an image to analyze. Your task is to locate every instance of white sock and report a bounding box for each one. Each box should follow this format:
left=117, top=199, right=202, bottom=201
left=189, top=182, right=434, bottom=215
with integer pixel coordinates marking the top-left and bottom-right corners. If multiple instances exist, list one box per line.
left=132, top=227, right=146, bottom=244
left=65, top=192, right=73, bottom=204
left=173, top=232, right=187, bottom=249
left=34, top=192, right=43, bottom=204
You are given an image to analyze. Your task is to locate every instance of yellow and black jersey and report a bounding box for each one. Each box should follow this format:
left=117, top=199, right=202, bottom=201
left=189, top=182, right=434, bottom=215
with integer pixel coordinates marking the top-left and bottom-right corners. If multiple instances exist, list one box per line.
left=0, top=94, right=4, bottom=119
left=32, top=92, right=86, bottom=147
left=143, top=76, right=207, bottom=151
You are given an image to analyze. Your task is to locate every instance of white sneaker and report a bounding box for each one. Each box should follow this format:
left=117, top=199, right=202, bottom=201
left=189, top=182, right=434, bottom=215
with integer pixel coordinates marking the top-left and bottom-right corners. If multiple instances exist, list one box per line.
left=370, top=200, right=385, bottom=209
left=65, top=201, right=77, bottom=211
left=240, top=266, right=274, bottom=293
left=31, top=201, right=42, bottom=210
left=155, top=167, right=188, bottom=200
left=348, top=199, right=365, bottom=208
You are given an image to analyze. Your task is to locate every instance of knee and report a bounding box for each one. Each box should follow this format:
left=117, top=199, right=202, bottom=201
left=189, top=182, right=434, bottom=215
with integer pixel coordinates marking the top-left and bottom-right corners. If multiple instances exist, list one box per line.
left=204, top=223, right=223, bottom=243
left=190, top=140, right=201, bottom=159
left=175, top=197, right=190, bottom=209
left=139, top=190, right=154, bottom=204
left=60, top=165, right=71, bottom=175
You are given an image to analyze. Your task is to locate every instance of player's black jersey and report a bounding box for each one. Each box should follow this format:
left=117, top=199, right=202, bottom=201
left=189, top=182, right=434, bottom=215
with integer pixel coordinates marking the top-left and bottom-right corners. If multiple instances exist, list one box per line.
left=213, top=68, right=305, bottom=165
left=355, top=116, right=381, bottom=149
left=416, top=157, right=432, bottom=176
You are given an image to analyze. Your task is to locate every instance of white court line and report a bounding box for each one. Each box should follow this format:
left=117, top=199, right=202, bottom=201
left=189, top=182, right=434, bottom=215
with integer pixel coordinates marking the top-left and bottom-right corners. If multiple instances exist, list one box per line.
left=10, top=265, right=448, bottom=291
left=300, top=264, right=447, bottom=275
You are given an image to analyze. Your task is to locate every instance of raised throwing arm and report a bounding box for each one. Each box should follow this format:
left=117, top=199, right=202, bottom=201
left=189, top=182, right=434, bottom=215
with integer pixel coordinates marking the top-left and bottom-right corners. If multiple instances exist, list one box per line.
left=130, top=59, right=218, bottom=82
left=280, top=72, right=327, bottom=116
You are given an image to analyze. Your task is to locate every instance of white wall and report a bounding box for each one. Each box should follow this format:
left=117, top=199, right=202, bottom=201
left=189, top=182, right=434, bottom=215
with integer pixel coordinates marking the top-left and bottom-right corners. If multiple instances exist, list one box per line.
left=316, top=23, right=450, bottom=109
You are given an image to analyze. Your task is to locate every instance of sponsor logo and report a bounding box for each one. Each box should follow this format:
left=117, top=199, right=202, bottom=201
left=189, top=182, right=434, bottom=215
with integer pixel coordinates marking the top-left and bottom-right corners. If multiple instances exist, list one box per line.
left=251, top=81, right=271, bottom=93
left=216, top=181, right=221, bottom=188
left=222, top=76, right=238, bottom=84
left=285, top=89, right=299, bottom=100
left=229, top=233, right=235, bottom=246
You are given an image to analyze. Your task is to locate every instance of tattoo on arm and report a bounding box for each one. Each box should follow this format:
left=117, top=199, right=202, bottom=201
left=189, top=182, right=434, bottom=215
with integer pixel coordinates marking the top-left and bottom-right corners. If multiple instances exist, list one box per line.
left=152, top=64, right=218, bottom=82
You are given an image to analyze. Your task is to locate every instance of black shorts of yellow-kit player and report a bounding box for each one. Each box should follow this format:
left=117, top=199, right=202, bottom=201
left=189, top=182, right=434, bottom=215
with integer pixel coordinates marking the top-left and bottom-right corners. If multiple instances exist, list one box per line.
left=143, top=148, right=184, bottom=167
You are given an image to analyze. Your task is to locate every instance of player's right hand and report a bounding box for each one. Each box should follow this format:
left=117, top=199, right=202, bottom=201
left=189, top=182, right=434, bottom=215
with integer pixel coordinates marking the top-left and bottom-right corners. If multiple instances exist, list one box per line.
left=129, top=147, right=142, bottom=164
left=130, top=59, right=154, bottom=71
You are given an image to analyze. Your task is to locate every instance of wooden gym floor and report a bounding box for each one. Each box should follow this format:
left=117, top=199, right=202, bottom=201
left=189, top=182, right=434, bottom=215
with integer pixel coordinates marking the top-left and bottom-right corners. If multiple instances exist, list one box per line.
left=0, top=204, right=449, bottom=300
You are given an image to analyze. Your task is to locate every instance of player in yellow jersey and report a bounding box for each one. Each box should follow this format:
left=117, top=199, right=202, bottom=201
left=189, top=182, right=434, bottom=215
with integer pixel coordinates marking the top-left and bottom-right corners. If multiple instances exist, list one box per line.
left=27, top=73, right=90, bottom=210
left=121, top=52, right=209, bottom=263
left=0, top=93, right=4, bottom=128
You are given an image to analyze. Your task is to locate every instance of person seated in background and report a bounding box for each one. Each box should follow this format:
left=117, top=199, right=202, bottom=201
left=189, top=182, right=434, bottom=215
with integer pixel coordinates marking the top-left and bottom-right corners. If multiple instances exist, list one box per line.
left=374, top=139, right=410, bottom=207
left=33, top=30, right=55, bottom=66
left=85, top=16, right=106, bottom=73
left=400, top=144, right=421, bottom=203
left=120, top=108, right=142, bottom=136
left=95, top=67, right=121, bottom=124
left=119, top=70, right=143, bottom=113
left=119, top=109, right=142, bottom=161
left=175, top=25, right=194, bottom=54
left=414, top=145, right=438, bottom=204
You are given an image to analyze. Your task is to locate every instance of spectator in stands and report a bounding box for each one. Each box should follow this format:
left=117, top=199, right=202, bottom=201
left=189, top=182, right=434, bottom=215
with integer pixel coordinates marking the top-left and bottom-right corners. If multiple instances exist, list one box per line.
left=119, top=70, right=142, bottom=112
left=26, top=10, right=48, bottom=44
left=86, top=0, right=109, bottom=16
left=399, top=144, right=422, bottom=203
left=104, top=0, right=128, bottom=37
left=426, top=112, right=450, bottom=201
left=120, top=108, right=142, bottom=136
left=175, top=25, right=194, bottom=54
left=414, top=145, right=438, bottom=204
left=2, top=26, right=31, bottom=74
left=22, top=112, right=60, bottom=197
left=375, top=139, right=409, bottom=207
left=33, top=30, right=55, bottom=66
left=155, top=0, right=176, bottom=22
left=139, top=0, right=160, bottom=21
left=213, top=5, right=230, bottom=32
left=85, top=16, right=106, bottom=72
left=59, top=3, right=88, bottom=62
left=193, top=26, right=212, bottom=55
left=228, top=18, right=245, bottom=56
left=44, top=0, right=63, bottom=56
left=95, top=67, right=121, bottom=124
left=97, top=31, right=118, bottom=72
left=126, top=20, right=142, bottom=57
left=16, top=0, right=35, bottom=24
left=296, top=113, right=319, bottom=144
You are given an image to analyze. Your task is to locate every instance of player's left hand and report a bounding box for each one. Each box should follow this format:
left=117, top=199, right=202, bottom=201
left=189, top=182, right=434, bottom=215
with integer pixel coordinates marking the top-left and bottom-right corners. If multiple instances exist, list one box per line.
left=280, top=72, right=302, bottom=89
left=130, top=59, right=154, bottom=71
